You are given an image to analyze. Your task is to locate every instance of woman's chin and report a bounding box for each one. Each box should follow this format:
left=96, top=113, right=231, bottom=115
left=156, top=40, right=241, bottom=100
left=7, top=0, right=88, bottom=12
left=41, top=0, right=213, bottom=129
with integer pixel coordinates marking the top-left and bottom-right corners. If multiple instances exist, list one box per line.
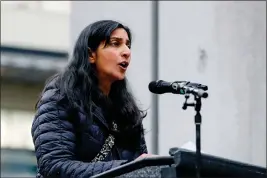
left=113, top=74, right=126, bottom=81
left=117, top=76, right=126, bottom=81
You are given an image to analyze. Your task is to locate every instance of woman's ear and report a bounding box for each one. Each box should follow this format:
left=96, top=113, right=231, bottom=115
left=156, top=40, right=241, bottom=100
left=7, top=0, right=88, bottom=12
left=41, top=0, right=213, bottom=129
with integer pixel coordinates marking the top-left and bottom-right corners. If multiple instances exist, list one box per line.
left=88, top=47, right=96, bottom=64
left=88, top=47, right=95, bottom=63
left=89, top=55, right=96, bottom=64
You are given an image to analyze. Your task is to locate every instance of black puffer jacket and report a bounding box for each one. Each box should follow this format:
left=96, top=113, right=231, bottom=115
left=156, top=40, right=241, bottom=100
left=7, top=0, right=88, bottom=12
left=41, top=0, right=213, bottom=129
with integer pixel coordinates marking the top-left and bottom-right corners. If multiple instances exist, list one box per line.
left=31, top=81, right=148, bottom=178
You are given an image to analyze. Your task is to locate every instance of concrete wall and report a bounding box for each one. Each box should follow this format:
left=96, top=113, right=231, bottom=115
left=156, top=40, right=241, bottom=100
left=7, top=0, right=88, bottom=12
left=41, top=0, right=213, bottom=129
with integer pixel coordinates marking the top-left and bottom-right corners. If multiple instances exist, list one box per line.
left=158, top=1, right=266, bottom=167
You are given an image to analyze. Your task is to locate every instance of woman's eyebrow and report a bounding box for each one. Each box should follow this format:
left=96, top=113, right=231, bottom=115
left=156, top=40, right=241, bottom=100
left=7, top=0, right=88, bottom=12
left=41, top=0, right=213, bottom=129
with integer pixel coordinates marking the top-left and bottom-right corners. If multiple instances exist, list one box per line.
left=110, top=37, right=130, bottom=43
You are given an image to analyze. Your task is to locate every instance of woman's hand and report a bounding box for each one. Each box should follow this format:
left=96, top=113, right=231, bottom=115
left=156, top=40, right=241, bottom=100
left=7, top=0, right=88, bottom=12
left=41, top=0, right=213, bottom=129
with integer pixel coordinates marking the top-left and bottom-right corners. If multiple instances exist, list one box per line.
left=135, top=153, right=159, bottom=161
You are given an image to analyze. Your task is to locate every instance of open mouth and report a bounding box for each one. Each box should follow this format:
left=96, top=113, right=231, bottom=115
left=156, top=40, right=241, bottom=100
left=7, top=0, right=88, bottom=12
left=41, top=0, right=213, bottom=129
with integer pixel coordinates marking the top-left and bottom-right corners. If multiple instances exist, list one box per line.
left=118, top=61, right=129, bottom=69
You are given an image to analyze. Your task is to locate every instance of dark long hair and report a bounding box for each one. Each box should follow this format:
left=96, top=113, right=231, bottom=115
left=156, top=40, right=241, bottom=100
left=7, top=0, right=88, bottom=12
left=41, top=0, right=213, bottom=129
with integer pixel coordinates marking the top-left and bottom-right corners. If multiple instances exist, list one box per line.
left=40, top=20, right=146, bottom=146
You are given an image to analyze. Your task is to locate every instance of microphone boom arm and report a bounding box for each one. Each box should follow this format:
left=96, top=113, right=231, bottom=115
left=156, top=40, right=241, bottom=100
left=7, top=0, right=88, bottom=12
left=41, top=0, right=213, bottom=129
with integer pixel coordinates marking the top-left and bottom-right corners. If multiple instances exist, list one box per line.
left=171, top=81, right=208, bottom=98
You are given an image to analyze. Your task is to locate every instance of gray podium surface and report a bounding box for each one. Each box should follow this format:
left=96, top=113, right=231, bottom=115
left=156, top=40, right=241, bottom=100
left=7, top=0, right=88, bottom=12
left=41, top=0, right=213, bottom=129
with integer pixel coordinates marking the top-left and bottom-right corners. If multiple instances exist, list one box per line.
left=116, top=166, right=169, bottom=178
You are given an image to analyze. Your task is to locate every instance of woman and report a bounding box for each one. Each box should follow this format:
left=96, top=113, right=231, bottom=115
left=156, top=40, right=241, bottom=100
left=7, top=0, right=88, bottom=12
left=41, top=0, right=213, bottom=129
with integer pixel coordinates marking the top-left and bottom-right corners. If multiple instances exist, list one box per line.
left=31, top=20, right=149, bottom=178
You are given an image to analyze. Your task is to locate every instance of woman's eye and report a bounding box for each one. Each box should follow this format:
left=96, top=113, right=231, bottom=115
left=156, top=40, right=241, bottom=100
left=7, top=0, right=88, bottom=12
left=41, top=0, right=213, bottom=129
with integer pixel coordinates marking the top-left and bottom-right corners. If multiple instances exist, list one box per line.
left=110, top=41, right=131, bottom=49
left=111, top=41, right=120, bottom=46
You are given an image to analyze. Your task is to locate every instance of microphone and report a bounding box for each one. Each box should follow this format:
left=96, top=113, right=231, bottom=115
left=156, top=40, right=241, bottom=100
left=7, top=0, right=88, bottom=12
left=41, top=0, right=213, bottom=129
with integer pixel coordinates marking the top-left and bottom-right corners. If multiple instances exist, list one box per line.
left=148, top=80, right=208, bottom=98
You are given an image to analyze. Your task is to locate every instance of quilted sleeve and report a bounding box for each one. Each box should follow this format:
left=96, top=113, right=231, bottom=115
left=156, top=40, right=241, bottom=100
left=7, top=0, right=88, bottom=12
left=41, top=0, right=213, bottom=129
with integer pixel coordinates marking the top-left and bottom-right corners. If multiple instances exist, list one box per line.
left=31, top=89, right=127, bottom=178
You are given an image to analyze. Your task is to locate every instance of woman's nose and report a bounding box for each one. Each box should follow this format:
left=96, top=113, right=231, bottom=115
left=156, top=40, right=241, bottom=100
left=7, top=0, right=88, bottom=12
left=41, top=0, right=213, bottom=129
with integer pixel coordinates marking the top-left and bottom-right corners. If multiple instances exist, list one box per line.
left=121, top=45, right=131, bottom=59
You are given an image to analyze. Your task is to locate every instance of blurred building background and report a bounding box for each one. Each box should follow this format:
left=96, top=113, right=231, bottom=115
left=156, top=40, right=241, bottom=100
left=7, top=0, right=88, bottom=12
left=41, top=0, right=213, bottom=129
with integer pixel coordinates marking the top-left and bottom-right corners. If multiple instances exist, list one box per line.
left=1, top=1, right=266, bottom=177
left=1, top=1, right=69, bottom=176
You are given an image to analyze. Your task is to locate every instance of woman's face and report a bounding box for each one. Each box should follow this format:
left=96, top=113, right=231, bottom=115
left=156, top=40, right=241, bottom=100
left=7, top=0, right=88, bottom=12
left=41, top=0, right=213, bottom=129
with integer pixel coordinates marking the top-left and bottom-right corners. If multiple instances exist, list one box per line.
left=89, top=28, right=131, bottom=83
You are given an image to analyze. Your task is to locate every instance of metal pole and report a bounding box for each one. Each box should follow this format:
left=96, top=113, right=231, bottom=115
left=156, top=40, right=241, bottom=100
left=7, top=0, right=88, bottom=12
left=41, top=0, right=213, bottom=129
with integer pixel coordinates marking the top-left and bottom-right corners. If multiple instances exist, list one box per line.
left=151, top=0, right=159, bottom=155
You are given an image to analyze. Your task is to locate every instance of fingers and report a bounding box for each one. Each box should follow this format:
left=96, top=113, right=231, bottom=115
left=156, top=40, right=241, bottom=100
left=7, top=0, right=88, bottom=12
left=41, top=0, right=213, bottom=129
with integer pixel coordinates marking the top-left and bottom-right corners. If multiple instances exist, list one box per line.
left=135, top=153, right=159, bottom=161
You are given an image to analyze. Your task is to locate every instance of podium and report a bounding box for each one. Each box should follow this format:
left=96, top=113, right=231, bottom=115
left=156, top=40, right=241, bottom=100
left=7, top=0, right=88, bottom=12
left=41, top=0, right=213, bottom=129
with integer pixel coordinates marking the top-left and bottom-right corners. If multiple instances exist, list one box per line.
left=90, top=156, right=174, bottom=178
left=91, top=148, right=267, bottom=178
left=161, top=148, right=267, bottom=178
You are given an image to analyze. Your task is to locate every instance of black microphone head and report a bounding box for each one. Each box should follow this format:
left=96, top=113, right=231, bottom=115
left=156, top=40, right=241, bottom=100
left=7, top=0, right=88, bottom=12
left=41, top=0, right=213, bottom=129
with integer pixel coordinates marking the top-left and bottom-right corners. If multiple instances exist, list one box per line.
left=148, top=80, right=160, bottom=94
left=148, top=80, right=172, bottom=94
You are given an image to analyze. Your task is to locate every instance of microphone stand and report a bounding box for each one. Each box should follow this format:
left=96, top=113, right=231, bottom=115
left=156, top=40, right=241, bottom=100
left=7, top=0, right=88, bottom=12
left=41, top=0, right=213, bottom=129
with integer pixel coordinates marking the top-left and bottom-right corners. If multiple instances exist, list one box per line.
left=182, top=94, right=202, bottom=178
